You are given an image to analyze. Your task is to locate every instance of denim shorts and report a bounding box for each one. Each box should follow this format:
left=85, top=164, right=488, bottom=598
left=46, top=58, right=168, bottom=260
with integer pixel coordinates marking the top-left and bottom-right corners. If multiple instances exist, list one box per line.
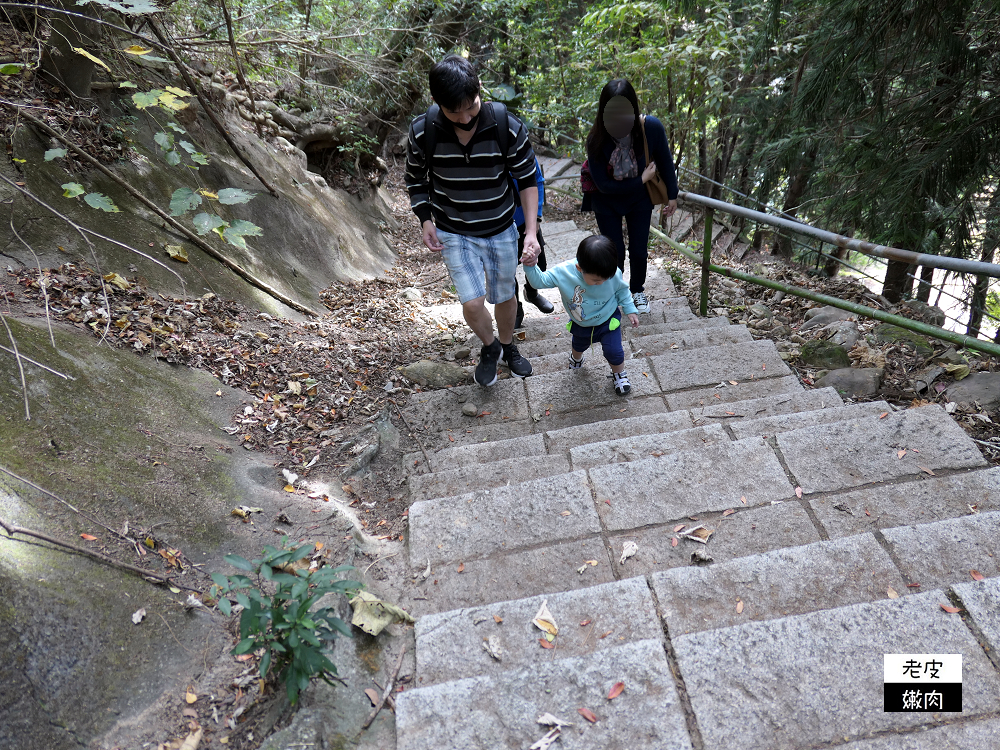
left=437, top=224, right=518, bottom=305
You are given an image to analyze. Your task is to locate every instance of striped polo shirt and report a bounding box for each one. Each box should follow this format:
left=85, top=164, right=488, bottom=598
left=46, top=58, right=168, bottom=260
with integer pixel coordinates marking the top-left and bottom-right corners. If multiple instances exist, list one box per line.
left=405, top=102, right=538, bottom=238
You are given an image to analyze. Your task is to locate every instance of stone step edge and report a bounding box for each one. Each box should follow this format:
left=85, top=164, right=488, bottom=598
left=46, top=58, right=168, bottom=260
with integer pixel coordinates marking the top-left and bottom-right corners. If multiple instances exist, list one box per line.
left=406, top=461, right=999, bottom=571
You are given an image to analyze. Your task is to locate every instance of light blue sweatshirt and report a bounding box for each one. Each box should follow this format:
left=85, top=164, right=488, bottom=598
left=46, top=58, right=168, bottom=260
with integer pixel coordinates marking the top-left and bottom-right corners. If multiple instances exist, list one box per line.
left=524, top=260, right=638, bottom=326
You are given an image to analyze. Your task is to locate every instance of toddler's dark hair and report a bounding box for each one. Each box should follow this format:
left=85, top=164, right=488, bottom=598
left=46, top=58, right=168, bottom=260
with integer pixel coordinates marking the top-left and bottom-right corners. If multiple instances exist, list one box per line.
left=429, top=55, right=480, bottom=111
left=577, top=235, right=618, bottom=279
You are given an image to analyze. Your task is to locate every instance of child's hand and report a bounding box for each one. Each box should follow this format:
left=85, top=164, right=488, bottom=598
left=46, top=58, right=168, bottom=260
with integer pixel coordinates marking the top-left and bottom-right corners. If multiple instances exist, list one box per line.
left=521, top=247, right=539, bottom=267
left=628, top=313, right=639, bottom=328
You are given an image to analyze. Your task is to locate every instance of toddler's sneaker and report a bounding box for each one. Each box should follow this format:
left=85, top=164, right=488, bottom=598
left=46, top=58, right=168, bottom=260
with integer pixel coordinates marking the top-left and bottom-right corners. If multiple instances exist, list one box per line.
left=475, top=339, right=502, bottom=386
left=568, top=353, right=585, bottom=369
left=632, top=292, right=650, bottom=314
left=501, top=341, right=532, bottom=378
left=612, top=370, right=631, bottom=396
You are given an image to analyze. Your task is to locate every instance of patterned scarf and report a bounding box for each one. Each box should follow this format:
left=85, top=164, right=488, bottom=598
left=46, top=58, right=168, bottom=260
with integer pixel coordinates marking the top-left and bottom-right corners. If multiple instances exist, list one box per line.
left=610, top=135, right=638, bottom=180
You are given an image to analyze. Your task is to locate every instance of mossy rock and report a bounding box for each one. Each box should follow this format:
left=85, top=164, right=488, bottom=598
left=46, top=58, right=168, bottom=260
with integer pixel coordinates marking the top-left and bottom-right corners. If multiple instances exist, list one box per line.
left=872, top=323, right=934, bottom=355
left=800, top=339, right=850, bottom=369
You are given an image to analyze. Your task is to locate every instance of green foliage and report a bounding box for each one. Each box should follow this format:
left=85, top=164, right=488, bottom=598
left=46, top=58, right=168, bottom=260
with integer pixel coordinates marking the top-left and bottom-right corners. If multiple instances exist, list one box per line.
left=61, top=182, right=85, bottom=198
left=169, top=187, right=203, bottom=216
left=83, top=193, right=120, bottom=212
left=0, top=63, right=24, bottom=75
left=217, top=188, right=256, bottom=205
left=44, top=148, right=67, bottom=161
left=193, top=212, right=227, bottom=236
left=222, top=220, right=264, bottom=250
left=210, top=541, right=359, bottom=705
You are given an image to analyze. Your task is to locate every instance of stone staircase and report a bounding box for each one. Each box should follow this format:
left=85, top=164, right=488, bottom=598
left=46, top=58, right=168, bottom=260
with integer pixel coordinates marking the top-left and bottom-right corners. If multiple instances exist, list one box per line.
left=393, top=219, right=1000, bottom=749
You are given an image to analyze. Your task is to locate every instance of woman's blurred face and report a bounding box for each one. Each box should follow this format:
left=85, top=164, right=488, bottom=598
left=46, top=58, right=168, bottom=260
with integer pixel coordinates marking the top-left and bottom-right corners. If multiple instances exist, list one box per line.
left=604, top=96, right=635, bottom=139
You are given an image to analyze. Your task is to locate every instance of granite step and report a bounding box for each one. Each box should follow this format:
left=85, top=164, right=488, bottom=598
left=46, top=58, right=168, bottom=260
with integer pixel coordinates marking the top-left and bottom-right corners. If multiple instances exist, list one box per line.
left=406, top=432, right=548, bottom=474
left=666, top=375, right=805, bottom=410
left=673, top=589, right=1000, bottom=750
left=408, top=453, right=571, bottom=502
left=776, top=404, right=987, bottom=494
left=627, top=325, right=753, bottom=354
left=649, top=339, right=792, bottom=393
left=729, top=400, right=893, bottom=440
left=569, top=422, right=731, bottom=469
left=396, top=639, right=693, bottom=750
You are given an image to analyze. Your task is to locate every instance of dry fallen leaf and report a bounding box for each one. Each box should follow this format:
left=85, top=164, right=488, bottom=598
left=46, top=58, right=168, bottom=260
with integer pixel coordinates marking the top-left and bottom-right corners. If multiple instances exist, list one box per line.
left=457, top=563, right=465, bottom=573
left=539, top=638, right=554, bottom=649
left=182, top=708, right=198, bottom=718
left=578, top=707, right=599, bottom=723
left=907, top=583, right=921, bottom=588
left=599, top=630, right=612, bottom=639
left=178, top=728, right=202, bottom=750
left=940, top=604, right=962, bottom=614
left=185, top=688, right=198, bottom=704
left=897, top=449, right=907, bottom=459
left=722, top=508, right=735, bottom=517
left=671, top=537, right=678, bottom=547
left=736, top=599, right=744, bottom=614
left=80, top=533, right=97, bottom=541
left=971, top=570, right=984, bottom=581
left=364, top=688, right=379, bottom=706
left=579, top=619, right=591, bottom=627
left=794, top=487, right=803, bottom=499
left=673, top=524, right=686, bottom=532
left=879, top=412, right=889, bottom=419
left=607, top=682, right=624, bottom=700
left=918, top=466, right=936, bottom=476
left=740, top=495, right=747, bottom=504
left=131, top=608, right=146, bottom=624
left=493, top=614, right=503, bottom=624
left=887, top=587, right=899, bottom=599
left=559, top=510, right=571, bottom=516
left=532, top=600, right=558, bottom=637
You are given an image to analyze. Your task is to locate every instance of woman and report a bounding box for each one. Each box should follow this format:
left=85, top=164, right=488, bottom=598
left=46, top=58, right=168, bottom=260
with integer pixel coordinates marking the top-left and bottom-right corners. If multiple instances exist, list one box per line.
left=584, top=79, right=678, bottom=313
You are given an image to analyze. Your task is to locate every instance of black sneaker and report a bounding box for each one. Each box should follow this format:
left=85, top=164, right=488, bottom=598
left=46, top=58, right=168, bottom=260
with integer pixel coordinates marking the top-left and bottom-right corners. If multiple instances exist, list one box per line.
left=475, top=339, right=502, bottom=387
left=524, top=286, right=554, bottom=314
left=501, top=341, right=532, bottom=378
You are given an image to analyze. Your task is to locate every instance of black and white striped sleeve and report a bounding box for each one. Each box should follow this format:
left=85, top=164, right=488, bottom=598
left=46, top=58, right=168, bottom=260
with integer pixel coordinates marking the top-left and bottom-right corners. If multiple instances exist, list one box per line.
left=404, top=114, right=433, bottom=225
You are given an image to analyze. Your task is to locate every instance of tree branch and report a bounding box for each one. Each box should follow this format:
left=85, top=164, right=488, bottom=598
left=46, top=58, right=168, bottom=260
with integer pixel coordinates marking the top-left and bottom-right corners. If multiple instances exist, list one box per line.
left=150, top=20, right=279, bottom=198
left=1, top=103, right=319, bottom=317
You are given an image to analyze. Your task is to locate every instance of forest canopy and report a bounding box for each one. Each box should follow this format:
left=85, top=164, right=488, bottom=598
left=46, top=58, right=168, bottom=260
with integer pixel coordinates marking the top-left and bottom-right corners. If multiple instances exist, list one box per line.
left=6, top=0, right=1000, bottom=332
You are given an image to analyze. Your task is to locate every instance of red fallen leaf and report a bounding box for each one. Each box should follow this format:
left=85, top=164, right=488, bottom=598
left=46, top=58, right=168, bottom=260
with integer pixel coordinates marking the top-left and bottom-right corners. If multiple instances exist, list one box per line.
left=940, top=604, right=962, bottom=614
left=605, top=500, right=611, bottom=506
left=865, top=508, right=871, bottom=516
left=971, top=569, right=984, bottom=581
left=477, top=411, right=492, bottom=417
left=80, top=533, right=97, bottom=541
left=599, top=630, right=612, bottom=639
left=725, top=411, right=735, bottom=416
left=879, top=412, right=889, bottom=419
left=448, top=434, right=454, bottom=442
left=722, top=508, right=735, bottom=517
left=235, top=654, right=253, bottom=662
left=795, top=487, right=803, bottom=499
left=402, top=509, right=409, bottom=517
left=671, top=537, right=678, bottom=547
left=578, top=707, right=598, bottom=723
left=539, top=638, right=554, bottom=649
left=607, top=682, right=624, bottom=700
left=673, top=524, right=686, bottom=532
left=493, top=615, right=503, bottom=624
left=579, top=619, right=591, bottom=627
left=457, top=562, right=465, bottom=573
left=907, top=583, right=921, bottom=588
left=544, top=410, right=551, bottom=416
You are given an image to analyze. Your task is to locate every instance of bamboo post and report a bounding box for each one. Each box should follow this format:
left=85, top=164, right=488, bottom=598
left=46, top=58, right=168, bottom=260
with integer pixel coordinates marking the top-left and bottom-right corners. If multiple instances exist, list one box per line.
left=700, top=208, right=713, bottom=317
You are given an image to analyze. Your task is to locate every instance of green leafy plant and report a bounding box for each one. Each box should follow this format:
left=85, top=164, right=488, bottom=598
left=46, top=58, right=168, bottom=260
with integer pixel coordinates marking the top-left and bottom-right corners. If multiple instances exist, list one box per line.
left=210, top=540, right=360, bottom=704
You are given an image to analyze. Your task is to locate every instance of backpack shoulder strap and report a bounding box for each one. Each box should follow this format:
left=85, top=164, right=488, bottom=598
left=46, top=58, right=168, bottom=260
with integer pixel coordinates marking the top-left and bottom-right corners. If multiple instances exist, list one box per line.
left=491, top=101, right=510, bottom=164
left=424, top=103, right=440, bottom=168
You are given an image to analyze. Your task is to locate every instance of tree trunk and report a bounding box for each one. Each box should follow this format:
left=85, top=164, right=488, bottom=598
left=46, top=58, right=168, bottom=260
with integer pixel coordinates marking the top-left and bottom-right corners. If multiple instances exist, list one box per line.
left=773, top=142, right=818, bottom=259
left=40, top=1, right=101, bottom=98
left=967, top=191, right=1000, bottom=338
left=823, top=245, right=848, bottom=278
left=697, top=124, right=709, bottom=196
left=914, top=265, right=934, bottom=302
left=882, top=259, right=914, bottom=303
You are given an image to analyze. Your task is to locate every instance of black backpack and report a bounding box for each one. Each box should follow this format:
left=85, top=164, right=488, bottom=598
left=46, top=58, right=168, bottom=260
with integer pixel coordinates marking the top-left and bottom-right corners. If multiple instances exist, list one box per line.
left=423, top=101, right=511, bottom=198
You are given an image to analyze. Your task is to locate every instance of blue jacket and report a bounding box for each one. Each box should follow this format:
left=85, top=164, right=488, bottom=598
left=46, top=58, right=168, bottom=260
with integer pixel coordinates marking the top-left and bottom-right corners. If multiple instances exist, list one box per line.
left=525, top=260, right=637, bottom=325
left=513, top=156, right=544, bottom=227
left=586, top=115, right=678, bottom=215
